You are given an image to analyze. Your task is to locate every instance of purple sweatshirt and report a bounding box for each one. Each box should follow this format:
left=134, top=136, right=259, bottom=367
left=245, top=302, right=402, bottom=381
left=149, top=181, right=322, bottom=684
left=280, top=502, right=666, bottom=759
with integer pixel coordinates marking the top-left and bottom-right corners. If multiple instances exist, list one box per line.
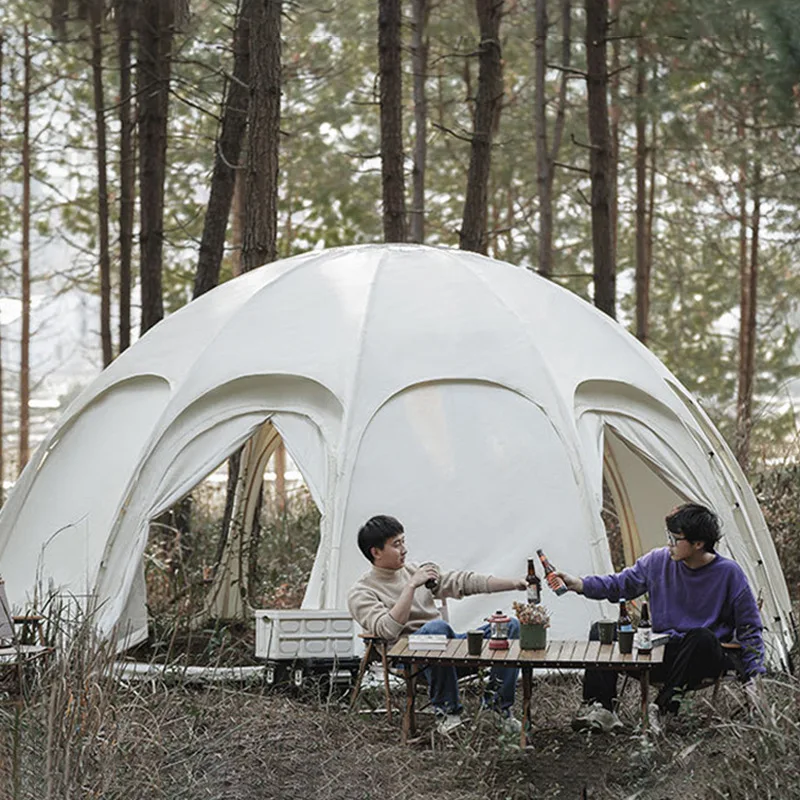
left=582, top=547, right=765, bottom=677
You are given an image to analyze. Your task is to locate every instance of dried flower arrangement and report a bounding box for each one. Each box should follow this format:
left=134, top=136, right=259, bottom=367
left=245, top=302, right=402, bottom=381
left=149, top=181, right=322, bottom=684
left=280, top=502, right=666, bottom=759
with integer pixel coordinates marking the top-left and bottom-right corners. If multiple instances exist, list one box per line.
left=512, top=601, right=551, bottom=627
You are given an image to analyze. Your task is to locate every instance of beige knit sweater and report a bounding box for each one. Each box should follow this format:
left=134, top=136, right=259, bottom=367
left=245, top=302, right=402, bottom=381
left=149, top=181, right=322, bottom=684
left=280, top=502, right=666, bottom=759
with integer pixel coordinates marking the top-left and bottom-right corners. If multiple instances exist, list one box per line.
left=347, top=562, right=491, bottom=642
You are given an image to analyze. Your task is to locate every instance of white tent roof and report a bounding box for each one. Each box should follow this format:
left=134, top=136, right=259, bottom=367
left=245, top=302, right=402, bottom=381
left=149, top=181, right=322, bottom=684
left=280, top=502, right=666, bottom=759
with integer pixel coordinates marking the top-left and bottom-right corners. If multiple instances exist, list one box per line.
left=0, top=244, right=793, bottom=667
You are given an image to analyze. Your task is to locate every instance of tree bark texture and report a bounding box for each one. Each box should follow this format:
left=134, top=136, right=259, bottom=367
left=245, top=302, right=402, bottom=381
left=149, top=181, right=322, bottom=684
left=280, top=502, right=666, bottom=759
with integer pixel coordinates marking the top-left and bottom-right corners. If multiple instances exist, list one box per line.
left=608, top=0, right=620, bottom=263
left=585, top=0, right=615, bottom=318
left=19, top=26, right=31, bottom=473
left=51, top=0, right=69, bottom=39
left=535, top=0, right=571, bottom=278
left=0, top=33, right=4, bottom=499
left=634, top=34, right=649, bottom=343
left=378, top=0, right=407, bottom=243
left=409, top=0, right=429, bottom=244
left=241, top=0, right=282, bottom=272
left=118, top=0, right=135, bottom=353
left=90, top=0, right=113, bottom=366
left=137, top=0, right=175, bottom=334
left=231, top=167, right=245, bottom=276
left=534, top=0, right=550, bottom=275
left=194, top=0, right=253, bottom=298
left=460, top=0, right=504, bottom=254
left=736, top=160, right=760, bottom=471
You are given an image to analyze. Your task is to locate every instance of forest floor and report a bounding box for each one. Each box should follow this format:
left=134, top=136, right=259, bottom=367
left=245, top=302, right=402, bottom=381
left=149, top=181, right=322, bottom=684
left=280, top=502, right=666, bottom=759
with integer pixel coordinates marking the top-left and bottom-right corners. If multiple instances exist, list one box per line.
left=93, top=670, right=785, bottom=800
left=242, top=673, right=752, bottom=800
left=3, top=651, right=798, bottom=799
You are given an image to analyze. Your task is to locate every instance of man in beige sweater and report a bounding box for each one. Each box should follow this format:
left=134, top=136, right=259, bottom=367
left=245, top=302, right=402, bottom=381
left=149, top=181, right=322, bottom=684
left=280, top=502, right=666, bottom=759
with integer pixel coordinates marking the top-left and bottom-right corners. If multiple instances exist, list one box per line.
left=347, top=514, right=527, bottom=733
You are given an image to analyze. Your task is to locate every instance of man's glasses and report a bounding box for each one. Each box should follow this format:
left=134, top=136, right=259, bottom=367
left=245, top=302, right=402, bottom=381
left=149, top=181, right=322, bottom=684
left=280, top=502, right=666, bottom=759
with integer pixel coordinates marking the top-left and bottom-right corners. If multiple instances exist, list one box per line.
left=666, top=531, right=687, bottom=546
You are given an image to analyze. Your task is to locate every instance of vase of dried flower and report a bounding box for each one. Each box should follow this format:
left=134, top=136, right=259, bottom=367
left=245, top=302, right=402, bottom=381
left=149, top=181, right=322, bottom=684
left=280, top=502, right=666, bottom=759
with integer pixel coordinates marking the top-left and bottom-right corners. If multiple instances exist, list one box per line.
left=520, top=622, right=547, bottom=650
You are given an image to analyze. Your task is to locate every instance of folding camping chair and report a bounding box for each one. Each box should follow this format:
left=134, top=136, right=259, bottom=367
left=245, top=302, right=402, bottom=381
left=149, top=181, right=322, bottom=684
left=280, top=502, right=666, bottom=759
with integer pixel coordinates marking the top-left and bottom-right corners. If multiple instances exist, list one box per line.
left=618, top=641, right=746, bottom=717
left=349, top=597, right=457, bottom=718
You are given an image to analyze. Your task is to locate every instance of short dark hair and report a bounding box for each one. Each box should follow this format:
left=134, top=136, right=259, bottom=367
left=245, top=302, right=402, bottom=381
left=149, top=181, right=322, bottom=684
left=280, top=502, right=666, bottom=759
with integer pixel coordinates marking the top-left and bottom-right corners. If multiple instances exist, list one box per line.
left=666, top=503, right=721, bottom=553
left=357, top=515, right=404, bottom=562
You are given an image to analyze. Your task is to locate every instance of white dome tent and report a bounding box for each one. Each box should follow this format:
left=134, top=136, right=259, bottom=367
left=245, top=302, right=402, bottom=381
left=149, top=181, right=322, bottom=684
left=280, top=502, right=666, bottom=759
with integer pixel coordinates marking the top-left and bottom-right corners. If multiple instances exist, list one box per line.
left=0, top=244, right=793, bottom=669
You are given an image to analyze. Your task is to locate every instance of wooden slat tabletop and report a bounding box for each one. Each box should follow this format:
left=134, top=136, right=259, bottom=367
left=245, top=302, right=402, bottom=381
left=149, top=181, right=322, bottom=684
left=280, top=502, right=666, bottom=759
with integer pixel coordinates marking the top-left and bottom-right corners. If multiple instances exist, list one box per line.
left=388, top=637, right=664, bottom=669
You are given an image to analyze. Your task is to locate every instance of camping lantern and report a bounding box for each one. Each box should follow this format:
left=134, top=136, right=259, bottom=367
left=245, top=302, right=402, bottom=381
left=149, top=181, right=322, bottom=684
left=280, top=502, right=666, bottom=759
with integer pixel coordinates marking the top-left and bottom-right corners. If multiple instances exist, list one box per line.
left=487, top=610, right=511, bottom=650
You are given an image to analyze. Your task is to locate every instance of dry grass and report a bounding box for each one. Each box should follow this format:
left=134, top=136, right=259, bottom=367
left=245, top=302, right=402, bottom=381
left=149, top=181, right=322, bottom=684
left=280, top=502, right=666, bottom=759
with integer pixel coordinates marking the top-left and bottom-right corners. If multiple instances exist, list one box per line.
left=3, top=466, right=800, bottom=798
left=4, top=658, right=800, bottom=800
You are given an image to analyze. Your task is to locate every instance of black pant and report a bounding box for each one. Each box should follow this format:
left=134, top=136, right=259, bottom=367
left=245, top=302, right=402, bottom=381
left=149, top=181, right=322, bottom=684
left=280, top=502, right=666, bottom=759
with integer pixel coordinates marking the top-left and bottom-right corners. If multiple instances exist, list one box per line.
left=583, top=625, right=735, bottom=713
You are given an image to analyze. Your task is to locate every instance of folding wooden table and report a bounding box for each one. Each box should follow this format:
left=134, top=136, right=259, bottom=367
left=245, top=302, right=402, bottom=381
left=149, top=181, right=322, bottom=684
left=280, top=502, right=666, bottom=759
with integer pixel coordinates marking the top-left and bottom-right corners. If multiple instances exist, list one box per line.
left=388, top=637, right=665, bottom=747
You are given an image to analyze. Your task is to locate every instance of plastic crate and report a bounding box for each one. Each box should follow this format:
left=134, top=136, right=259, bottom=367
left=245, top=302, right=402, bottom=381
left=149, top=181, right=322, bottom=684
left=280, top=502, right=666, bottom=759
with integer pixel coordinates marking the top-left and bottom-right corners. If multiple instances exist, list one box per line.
left=254, top=609, right=357, bottom=660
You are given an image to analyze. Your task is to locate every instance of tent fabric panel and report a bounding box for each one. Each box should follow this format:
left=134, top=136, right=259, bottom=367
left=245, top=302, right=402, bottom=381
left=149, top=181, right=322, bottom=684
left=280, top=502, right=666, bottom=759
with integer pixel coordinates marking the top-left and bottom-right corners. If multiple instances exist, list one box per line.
left=461, top=253, right=685, bottom=413
left=202, top=421, right=282, bottom=621
left=341, top=250, right=560, bottom=437
left=604, top=428, right=688, bottom=561
left=95, top=410, right=269, bottom=636
left=163, top=249, right=379, bottom=415
left=114, top=562, right=149, bottom=651
left=271, top=412, right=328, bottom=512
left=0, top=376, right=169, bottom=612
left=94, top=376, right=343, bottom=637
left=335, top=380, right=608, bottom=640
left=665, top=380, right=793, bottom=616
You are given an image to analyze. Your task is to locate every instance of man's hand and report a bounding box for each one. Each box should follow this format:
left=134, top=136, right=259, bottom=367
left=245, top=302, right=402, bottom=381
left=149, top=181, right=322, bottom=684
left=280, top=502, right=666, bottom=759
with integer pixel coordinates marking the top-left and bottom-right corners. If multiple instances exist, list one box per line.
left=409, top=564, right=439, bottom=589
left=556, top=572, right=584, bottom=594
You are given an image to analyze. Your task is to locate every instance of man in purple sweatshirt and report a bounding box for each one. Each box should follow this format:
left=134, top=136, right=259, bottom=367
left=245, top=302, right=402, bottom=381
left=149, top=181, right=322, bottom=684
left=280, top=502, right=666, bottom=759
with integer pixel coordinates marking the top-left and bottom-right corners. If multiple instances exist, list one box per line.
left=557, top=503, right=765, bottom=731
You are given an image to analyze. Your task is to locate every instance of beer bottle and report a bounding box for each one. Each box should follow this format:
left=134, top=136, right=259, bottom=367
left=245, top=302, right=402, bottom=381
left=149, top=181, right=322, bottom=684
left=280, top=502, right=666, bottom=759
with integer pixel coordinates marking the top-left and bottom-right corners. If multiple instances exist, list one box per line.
left=536, top=549, right=568, bottom=596
left=526, top=558, right=542, bottom=604
left=637, top=600, right=652, bottom=651
left=617, top=599, right=633, bottom=632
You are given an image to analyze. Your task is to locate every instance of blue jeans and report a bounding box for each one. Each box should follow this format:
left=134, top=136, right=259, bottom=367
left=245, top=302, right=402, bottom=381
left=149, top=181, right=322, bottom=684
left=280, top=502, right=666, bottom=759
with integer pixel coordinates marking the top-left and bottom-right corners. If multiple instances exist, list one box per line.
left=414, top=617, right=521, bottom=715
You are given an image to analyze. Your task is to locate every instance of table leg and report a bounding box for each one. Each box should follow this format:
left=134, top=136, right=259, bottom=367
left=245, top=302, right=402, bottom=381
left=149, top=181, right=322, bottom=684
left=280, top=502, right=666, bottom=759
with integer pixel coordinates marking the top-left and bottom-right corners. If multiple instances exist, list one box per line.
left=402, top=662, right=417, bottom=744
left=521, top=665, right=532, bottom=749
left=641, top=670, right=650, bottom=733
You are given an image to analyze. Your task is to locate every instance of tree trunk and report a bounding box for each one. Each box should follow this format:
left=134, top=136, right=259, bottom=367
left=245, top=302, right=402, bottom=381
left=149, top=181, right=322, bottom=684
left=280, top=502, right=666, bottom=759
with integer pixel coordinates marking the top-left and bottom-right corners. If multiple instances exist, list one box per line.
left=90, top=0, right=113, bottom=366
left=51, top=0, right=69, bottom=39
left=736, top=158, right=760, bottom=471
left=534, top=0, right=550, bottom=275
left=608, top=0, right=620, bottom=263
left=193, top=0, right=253, bottom=298
left=378, top=0, right=407, bottom=243
left=241, top=0, right=282, bottom=272
left=274, top=441, right=286, bottom=513
left=214, top=449, right=241, bottom=569
left=409, top=0, right=429, bottom=244
left=137, top=0, right=175, bottom=334
left=646, top=77, right=656, bottom=304
left=0, top=33, right=4, bottom=501
left=118, top=0, right=135, bottom=353
left=231, top=166, right=245, bottom=277
left=536, top=0, right=572, bottom=278
left=634, top=34, right=649, bottom=343
left=19, top=25, right=31, bottom=474
left=460, top=0, right=504, bottom=254
left=585, top=0, right=615, bottom=318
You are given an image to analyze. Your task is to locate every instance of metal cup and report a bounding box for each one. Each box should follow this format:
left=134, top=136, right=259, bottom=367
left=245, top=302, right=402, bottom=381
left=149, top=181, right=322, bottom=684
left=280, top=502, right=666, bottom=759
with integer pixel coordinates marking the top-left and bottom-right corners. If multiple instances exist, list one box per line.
left=617, top=629, right=634, bottom=654
left=467, top=630, right=484, bottom=656
left=597, top=619, right=616, bottom=645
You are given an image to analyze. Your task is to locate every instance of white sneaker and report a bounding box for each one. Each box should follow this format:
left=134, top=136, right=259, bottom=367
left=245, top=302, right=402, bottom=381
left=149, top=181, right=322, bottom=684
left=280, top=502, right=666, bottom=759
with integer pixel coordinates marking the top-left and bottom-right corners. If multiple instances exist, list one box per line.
left=571, top=702, right=624, bottom=733
left=435, top=712, right=463, bottom=734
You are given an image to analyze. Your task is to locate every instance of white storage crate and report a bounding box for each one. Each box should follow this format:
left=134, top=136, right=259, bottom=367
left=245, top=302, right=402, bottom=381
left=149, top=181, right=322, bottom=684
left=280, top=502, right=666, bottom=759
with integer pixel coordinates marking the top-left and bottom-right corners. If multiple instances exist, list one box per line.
left=254, top=609, right=358, bottom=660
